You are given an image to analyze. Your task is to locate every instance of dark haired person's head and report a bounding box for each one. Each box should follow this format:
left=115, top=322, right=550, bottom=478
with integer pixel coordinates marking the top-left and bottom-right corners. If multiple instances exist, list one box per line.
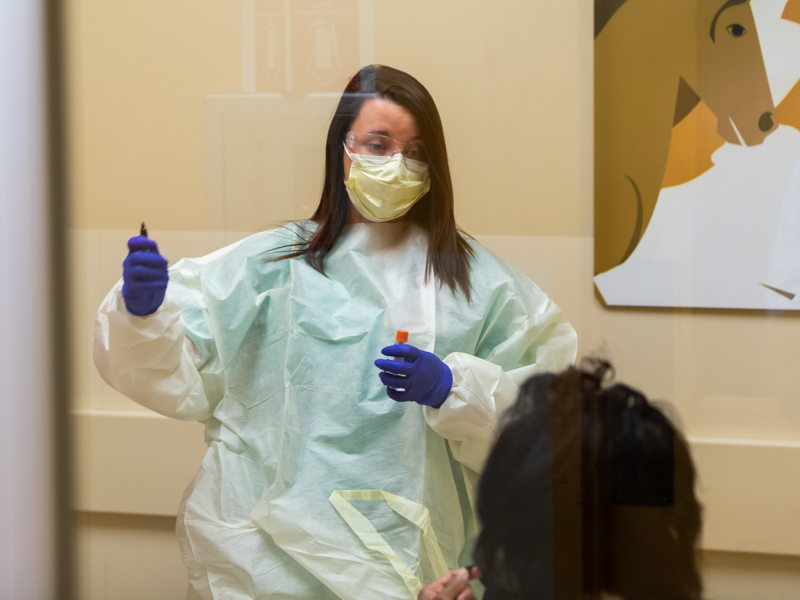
left=474, top=362, right=703, bottom=600
left=276, top=65, right=473, bottom=299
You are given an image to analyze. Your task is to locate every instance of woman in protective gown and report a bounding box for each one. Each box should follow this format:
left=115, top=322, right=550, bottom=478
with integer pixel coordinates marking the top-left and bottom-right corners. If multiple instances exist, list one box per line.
left=94, top=65, right=578, bottom=600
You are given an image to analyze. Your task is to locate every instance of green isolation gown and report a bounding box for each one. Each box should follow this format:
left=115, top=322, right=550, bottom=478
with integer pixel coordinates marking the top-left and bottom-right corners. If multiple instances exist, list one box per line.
left=95, top=221, right=577, bottom=600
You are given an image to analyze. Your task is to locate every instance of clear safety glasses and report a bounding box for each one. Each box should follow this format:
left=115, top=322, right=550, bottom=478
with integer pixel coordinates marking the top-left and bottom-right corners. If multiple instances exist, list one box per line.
left=345, top=131, right=428, bottom=170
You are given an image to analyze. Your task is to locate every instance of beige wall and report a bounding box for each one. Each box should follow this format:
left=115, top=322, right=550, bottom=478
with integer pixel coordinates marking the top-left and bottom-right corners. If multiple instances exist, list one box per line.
left=76, top=513, right=186, bottom=600
left=68, top=0, right=593, bottom=237
left=68, top=0, right=800, bottom=598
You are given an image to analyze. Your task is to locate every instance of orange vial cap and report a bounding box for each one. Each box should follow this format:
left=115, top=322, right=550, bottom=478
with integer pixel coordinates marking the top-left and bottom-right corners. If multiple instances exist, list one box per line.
left=395, top=330, right=409, bottom=343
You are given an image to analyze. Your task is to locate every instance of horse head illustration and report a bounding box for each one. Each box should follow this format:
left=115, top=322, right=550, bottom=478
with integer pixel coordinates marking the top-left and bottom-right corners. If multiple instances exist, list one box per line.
left=594, top=0, right=778, bottom=275
left=685, top=0, right=777, bottom=144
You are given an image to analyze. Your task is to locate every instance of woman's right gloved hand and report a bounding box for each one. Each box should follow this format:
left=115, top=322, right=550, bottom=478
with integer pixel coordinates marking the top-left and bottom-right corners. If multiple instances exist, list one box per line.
left=122, top=235, right=169, bottom=316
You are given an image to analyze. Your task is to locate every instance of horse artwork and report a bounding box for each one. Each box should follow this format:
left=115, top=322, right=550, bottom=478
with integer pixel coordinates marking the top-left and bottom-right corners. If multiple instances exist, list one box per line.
left=594, top=0, right=800, bottom=309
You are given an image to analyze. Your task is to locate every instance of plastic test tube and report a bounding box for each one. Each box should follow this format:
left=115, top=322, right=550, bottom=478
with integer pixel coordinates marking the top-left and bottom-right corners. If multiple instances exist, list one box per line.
left=394, top=330, right=408, bottom=363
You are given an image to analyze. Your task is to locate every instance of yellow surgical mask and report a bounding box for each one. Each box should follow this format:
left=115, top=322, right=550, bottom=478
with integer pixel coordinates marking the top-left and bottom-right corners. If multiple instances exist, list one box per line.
left=344, top=144, right=431, bottom=222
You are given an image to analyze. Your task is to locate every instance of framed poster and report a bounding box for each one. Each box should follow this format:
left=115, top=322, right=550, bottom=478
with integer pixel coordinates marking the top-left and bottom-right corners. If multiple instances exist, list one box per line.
left=594, top=0, right=800, bottom=309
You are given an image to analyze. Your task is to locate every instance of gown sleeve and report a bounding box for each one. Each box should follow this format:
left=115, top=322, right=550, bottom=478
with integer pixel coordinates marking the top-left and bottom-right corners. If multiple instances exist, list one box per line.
left=93, top=226, right=304, bottom=423
left=424, top=267, right=577, bottom=474
left=93, top=265, right=225, bottom=422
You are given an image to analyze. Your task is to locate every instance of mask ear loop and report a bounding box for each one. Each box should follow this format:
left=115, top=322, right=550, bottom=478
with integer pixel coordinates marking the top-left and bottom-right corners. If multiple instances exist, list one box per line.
left=343, top=138, right=354, bottom=160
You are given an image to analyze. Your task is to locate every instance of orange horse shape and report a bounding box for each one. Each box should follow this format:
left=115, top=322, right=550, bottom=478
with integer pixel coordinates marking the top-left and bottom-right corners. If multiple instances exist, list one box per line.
left=594, top=0, right=777, bottom=275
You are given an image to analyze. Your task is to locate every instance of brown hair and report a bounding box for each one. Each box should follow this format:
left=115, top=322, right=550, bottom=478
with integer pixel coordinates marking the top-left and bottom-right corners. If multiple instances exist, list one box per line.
left=475, top=360, right=703, bottom=599
left=272, top=65, right=474, bottom=300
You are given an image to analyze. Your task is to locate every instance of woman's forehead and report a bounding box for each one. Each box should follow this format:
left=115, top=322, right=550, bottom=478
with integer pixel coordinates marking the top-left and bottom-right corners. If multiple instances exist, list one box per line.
left=352, top=98, right=419, bottom=139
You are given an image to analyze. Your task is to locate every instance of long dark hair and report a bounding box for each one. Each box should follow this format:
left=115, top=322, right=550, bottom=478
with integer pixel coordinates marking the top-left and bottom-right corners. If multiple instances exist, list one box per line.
left=272, top=65, right=474, bottom=300
left=475, top=361, right=703, bottom=600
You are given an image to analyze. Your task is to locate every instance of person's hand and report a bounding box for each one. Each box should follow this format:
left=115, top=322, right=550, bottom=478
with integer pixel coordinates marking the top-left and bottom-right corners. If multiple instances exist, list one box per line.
left=374, top=344, right=453, bottom=408
left=417, top=567, right=480, bottom=600
left=122, top=235, right=168, bottom=316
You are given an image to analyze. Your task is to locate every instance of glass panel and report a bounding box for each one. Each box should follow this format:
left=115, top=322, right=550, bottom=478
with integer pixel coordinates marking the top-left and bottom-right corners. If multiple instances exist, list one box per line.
left=66, top=1, right=800, bottom=598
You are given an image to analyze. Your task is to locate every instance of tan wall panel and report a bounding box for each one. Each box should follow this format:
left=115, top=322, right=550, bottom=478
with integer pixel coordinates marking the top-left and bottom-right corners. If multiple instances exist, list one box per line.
left=67, top=0, right=241, bottom=232
left=73, top=519, right=800, bottom=600
left=67, top=0, right=593, bottom=237
left=701, top=551, right=800, bottom=600
left=76, top=512, right=187, bottom=600
left=373, top=1, right=594, bottom=237
left=692, top=439, right=800, bottom=555
left=71, top=408, right=800, bottom=556
left=74, top=410, right=206, bottom=516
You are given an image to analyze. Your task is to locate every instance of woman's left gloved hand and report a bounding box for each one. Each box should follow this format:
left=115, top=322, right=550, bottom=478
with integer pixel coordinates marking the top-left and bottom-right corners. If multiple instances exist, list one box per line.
left=374, top=344, right=453, bottom=408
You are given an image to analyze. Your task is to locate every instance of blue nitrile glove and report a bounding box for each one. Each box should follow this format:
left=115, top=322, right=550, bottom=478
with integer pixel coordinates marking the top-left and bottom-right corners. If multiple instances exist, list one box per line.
left=374, top=344, right=453, bottom=408
left=122, top=235, right=169, bottom=316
